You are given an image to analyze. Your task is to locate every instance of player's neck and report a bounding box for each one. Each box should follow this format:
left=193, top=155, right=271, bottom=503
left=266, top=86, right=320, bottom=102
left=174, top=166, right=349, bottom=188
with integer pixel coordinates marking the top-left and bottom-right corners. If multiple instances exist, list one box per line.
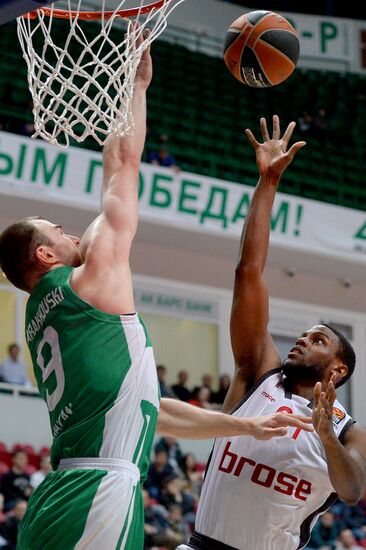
left=285, top=380, right=315, bottom=401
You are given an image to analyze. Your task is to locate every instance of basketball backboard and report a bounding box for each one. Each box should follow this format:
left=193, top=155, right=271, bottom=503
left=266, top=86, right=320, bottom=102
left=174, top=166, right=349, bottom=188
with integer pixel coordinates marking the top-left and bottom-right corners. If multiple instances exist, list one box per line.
left=0, top=0, right=61, bottom=25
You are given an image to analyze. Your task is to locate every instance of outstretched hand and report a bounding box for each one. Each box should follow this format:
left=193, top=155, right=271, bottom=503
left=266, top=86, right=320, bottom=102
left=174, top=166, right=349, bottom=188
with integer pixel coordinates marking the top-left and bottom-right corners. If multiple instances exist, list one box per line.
left=250, top=412, right=314, bottom=441
left=129, top=23, right=153, bottom=89
left=245, top=115, right=306, bottom=180
left=312, top=374, right=337, bottom=443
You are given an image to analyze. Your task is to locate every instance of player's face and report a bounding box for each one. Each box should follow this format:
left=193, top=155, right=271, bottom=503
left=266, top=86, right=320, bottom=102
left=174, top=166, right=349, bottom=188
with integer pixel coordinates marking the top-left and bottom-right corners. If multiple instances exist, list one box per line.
left=282, top=325, right=340, bottom=384
left=33, top=219, right=81, bottom=267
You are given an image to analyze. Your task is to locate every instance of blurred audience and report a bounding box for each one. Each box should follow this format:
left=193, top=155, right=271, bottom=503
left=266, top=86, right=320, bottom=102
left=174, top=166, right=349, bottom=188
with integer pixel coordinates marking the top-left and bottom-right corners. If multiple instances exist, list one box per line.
left=156, top=365, right=175, bottom=398
left=171, top=371, right=191, bottom=402
left=211, top=374, right=231, bottom=406
left=307, top=511, right=338, bottom=550
left=336, top=529, right=364, bottom=549
left=145, top=450, right=175, bottom=501
left=0, top=452, right=31, bottom=511
left=155, top=437, right=183, bottom=474
left=30, top=455, right=52, bottom=490
left=188, top=386, right=214, bottom=410
left=0, top=499, right=27, bottom=550
left=0, top=344, right=31, bottom=387
left=148, top=134, right=180, bottom=171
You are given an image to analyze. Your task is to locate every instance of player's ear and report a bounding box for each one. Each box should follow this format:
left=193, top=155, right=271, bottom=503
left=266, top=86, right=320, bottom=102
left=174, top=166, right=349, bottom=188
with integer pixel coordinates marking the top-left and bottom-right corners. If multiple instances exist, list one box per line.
left=35, top=244, right=57, bottom=267
left=330, top=362, right=348, bottom=386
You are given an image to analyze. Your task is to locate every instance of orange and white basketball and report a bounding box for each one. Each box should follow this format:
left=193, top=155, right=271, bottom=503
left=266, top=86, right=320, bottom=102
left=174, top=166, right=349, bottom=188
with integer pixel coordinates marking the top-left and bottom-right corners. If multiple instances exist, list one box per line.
left=224, top=10, right=300, bottom=88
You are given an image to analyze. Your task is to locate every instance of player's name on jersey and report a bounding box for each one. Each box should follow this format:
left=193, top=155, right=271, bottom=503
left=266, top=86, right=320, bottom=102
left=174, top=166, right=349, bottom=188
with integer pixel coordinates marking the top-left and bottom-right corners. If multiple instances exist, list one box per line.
left=26, top=286, right=65, bottom=344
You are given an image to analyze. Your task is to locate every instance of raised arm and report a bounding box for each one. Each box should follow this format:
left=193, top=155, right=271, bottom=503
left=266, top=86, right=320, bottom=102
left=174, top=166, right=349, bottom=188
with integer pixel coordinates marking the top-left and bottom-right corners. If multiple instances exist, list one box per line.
left=157, top=398, right=313, bottom=440
left=72, top=28, right=152, bottom=312
left=224, top=116, right=306, bottom=412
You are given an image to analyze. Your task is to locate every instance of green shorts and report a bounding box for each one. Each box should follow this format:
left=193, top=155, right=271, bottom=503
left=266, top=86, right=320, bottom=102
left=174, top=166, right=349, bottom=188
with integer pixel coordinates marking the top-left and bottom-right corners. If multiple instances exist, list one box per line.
left=17, top=459, right=143, bottom=550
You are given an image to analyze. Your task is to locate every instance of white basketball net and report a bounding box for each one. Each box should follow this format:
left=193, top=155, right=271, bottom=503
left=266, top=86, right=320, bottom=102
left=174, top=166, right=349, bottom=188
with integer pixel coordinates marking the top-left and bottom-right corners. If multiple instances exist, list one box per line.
left=16, top=0, right=185, bottom=147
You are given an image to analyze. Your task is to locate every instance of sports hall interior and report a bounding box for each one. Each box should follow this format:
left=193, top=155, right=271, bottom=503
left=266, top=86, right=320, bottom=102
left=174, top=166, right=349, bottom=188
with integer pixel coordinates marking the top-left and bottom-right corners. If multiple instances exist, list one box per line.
left=0, top=1, right=365, bottom=548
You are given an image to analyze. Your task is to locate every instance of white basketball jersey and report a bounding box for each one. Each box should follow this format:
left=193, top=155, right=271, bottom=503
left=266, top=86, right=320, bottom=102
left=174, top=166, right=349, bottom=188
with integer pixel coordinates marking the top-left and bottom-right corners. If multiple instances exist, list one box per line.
left=195, top=369, right=354, bottom=550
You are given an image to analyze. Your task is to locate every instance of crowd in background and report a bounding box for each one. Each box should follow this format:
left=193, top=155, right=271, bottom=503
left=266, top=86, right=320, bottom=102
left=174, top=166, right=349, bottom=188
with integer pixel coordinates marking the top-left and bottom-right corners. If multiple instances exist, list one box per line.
left=0, top=448, right=51, bottom=549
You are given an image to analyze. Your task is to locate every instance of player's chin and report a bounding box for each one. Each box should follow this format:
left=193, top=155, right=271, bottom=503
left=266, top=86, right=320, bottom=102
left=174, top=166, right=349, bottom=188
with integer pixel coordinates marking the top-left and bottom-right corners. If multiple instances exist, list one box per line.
left=282, top=358, right=299, bottom=371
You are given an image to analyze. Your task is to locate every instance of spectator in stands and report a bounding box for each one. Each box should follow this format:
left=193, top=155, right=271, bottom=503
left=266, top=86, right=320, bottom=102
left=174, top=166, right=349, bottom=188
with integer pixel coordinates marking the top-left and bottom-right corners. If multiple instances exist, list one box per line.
left=0, top=344, right=31, bottom=387
left=143, top=488, right=182, bottom=550
left=212, top=374, right=231, bottom=406
left=181, top=453, right=203, bottom=501
left=313, top=107, right=329, bottom=141
left=155, top=437, right=183, bottom=473
left=0, top=499, right=27, bottom=550
left=156, top=365, right=175, bottom=398
left=188, top=386, right=214, bottom=410
left=0, top=451, right=31, bottom=511
left=297, top=109, right=313, bottom=135
left=193, top=373, right=214, bottom=396
left=148, top=135, right=179, bottom=171
left=145, top=450, right=175, bottom=500
left=307, top=511, right=338, bottom=550
left=171, top=370, right=191, bottom=402
left=337, top=529, right=364, bottom=549
left=30, top=455, right=52, bottom=490
left=166, top=503, right=191, bottom=544
left=159, top=475, right=195, bottom=523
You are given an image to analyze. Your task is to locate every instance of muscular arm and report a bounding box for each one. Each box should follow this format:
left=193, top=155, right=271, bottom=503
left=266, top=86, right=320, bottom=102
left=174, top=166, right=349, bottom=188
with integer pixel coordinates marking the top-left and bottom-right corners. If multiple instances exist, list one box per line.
left=224, top=117, right=306, bottom=412
left=157, top=398, right=313, bottom=440
left=72, top=29, right=152, bottom=312
left=323, top=424, right=366, bottom=505
left=313, top=379, right=366, bottom=505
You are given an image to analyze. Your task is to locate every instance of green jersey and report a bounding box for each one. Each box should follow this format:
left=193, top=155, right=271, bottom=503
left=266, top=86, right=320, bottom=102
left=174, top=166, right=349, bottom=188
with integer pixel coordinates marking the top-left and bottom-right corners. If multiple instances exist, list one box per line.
left=25, top=266, right=159, bottom=482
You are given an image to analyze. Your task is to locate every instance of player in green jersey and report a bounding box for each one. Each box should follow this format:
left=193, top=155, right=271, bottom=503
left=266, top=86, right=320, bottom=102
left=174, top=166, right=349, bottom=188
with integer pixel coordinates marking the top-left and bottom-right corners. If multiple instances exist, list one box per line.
left=0, top=31, right=313, bottom=550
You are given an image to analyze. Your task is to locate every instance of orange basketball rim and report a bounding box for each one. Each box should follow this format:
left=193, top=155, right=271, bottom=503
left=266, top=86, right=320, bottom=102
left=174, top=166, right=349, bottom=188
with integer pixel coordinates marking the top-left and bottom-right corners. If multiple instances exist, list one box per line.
left=26, top=0, right=168, bottom=20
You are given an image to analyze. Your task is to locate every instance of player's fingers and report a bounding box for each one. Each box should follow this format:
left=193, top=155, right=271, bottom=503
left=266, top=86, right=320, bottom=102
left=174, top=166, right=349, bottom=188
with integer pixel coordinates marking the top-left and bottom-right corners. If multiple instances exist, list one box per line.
left=260, top=117, right=270, bottom=141
left=264, top=427, right=288, bottom=438
left=325, top=376, right=336, bottom=402
left=320, top=393, right=332, bottom=415
left=287, top=141, right=306, bottom=159
left=282, top=121, right=296, bottom=146
left=272, top=114, right=280, bottom=140
left=276, top=414, right=314, bottom=431
left=313, top=381, right=322, bottom=407
left=245, top=128, right=259, bottom=149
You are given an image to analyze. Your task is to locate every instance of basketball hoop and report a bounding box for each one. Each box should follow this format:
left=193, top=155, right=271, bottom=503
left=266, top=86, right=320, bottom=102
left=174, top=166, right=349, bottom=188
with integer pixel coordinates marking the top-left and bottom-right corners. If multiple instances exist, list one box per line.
left=16, top=0, right=186, bottom=147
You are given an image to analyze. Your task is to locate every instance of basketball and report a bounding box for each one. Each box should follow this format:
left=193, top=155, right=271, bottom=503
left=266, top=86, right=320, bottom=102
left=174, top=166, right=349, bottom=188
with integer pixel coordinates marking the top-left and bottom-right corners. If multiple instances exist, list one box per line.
left=224, top=10, right=300, bottom=88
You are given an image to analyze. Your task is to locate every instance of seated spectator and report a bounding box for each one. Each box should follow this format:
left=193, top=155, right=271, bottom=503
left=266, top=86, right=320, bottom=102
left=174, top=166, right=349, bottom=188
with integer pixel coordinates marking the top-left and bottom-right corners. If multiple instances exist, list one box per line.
left=166, top=503, right=191, bottom=544
left=181, top=453, right=203, bottom=501
left=155, top=437, right=183, bottom=474
left=148, top=135, right=179, bottom=171
left=0, top=499, right=27, bottom=550
left=337, top=529, right=364, bottom=549
left=156, top=365, right=175, bottom=398
left=0, top=451, right=31, bottom=511
left=312, top=107, right=329, bottom=141
left=30, top=455, right=52, bottom=490
left=188, top=386, right=214, bottom=410
left=143, top=488, right=182, bottom=550
left=212, top=374, right=231, bottom=406
left=297, top=109, right=313, bottom=135
left=171, top=370, right=191, bottom=402
left=307, top=511, right=338, bottom=550
left=145, top=451, right=175, bottom=500
left=193, top=373, right=214, bottom=397
left=0, top=344, right=31, bottom=387
left=159, top=475, right=195, bottom=521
